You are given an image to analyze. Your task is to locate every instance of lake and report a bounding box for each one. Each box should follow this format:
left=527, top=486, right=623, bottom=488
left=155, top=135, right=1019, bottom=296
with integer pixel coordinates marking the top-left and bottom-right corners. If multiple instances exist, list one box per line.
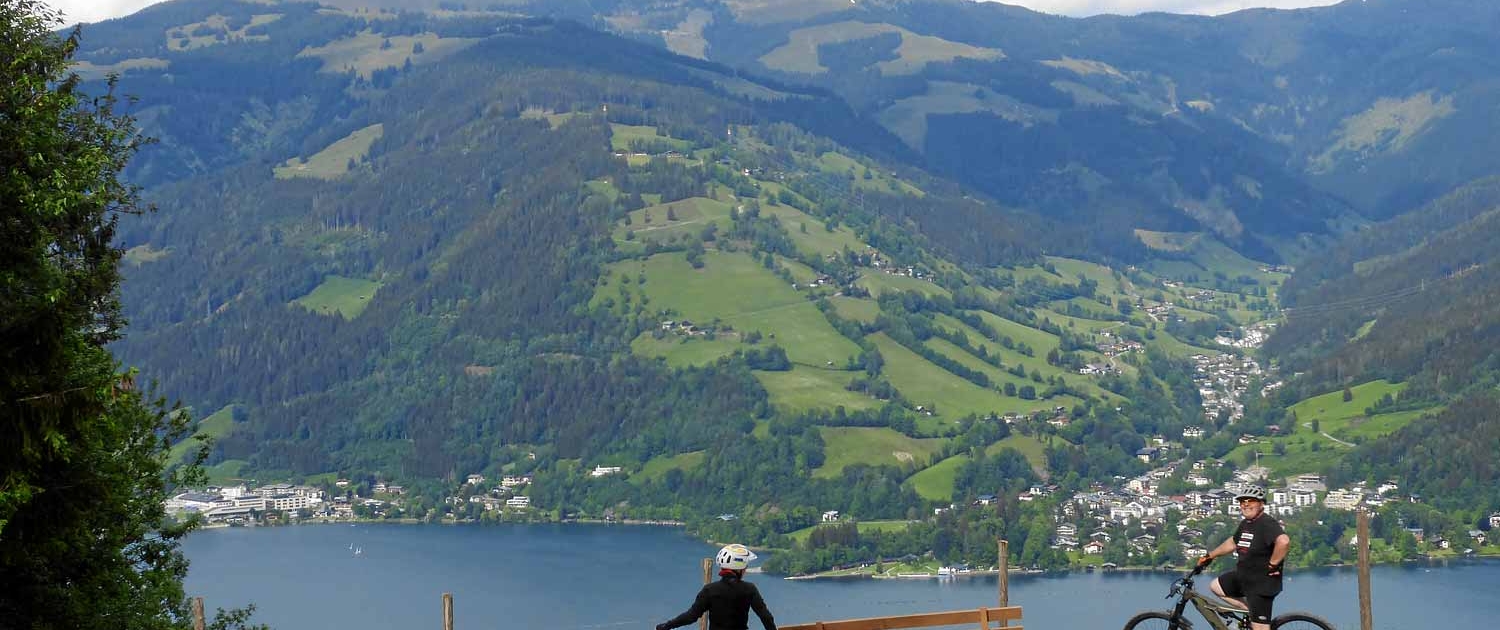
left=183, top=523, right=1495, bottom=630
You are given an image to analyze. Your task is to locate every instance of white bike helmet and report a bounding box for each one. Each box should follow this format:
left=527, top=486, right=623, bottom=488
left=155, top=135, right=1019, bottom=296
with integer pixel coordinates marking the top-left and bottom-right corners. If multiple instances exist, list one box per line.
left=1235, top=485, right=1267, bottom=502
left=716, top=544, right=757, bottom=570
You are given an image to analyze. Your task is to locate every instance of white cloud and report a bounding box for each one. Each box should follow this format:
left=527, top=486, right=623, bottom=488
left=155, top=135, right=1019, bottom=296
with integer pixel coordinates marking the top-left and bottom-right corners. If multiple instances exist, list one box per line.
left=46, top=0, right=164, bottom=25
left=43, top=0, right=1344, bottom=25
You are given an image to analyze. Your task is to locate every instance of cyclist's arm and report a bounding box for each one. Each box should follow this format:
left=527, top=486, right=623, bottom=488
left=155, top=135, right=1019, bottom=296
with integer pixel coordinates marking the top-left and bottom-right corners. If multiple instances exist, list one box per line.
left=1268, top=533, right=1290, bottom=566
left=1203, top=537, right=1237, bottom=561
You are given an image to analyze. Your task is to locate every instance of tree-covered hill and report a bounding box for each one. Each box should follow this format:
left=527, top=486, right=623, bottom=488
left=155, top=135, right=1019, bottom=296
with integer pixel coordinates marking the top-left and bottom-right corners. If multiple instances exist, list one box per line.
left=66, top=0, right=1500, bottom=567
left=1265, top=175, right=1500, bottom=401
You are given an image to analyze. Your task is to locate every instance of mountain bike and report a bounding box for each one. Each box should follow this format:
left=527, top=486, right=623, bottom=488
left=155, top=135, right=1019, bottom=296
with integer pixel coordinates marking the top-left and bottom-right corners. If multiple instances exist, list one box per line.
left=1122, top=564, right=1336, bottom=630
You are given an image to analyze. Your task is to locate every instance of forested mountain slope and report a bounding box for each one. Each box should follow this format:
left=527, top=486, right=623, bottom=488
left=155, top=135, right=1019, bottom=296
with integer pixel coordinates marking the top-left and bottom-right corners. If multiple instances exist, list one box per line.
left=355, top=0, right=1500, bottom=258
left=71, top=0, right=1500, bottom=565
left=90, top=1, right=1249, bottom=507
left=1265, top=176, right=1500, bottom=401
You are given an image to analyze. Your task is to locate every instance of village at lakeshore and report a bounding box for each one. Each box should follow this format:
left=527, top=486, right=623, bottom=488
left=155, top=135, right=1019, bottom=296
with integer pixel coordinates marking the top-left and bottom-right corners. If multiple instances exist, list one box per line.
left=182, top=522, right=1497, bottom=630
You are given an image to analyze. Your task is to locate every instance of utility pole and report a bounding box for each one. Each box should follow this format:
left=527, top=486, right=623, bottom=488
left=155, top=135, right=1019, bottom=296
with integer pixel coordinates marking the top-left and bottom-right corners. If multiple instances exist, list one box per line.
left=998, top=538, right=1010, bottom=627
left=1357, top=510, right=1373, bottom=630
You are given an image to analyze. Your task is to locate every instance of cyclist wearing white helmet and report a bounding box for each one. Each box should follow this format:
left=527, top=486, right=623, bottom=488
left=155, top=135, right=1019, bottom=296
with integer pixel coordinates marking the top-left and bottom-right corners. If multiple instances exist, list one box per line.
left=1197, top=485, right=1290, bottom=630
left=656, top=544, right=777, bottom=630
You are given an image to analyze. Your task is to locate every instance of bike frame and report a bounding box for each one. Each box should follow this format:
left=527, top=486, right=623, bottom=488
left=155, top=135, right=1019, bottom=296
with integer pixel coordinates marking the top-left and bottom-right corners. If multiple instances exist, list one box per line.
left=1166, top=566, right=1251, bottom=630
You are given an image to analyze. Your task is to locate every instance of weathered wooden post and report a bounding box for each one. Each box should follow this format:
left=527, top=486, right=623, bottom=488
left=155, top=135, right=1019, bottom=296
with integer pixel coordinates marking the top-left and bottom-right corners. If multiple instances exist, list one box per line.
left=998, top=539, right=1010, bottom=627
left=443, top=592, right=454, bottom=630
left=1357, top=511, right=1373, bottom=630
left=700, top=557, right=712, bottom=630
left=191, top=597, right=205, bottom=630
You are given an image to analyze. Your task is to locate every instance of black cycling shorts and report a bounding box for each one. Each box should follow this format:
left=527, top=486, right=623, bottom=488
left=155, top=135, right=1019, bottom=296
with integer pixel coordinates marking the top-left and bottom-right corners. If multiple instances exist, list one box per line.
left=1216, top=571, right=1276, bottom=624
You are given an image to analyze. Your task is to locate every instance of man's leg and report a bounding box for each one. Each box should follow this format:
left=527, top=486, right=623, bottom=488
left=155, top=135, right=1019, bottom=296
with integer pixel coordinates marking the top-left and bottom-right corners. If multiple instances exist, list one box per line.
left=1245, top=594, right=1274, bottom=630
left=1209, top=576, right=1249, bottom=611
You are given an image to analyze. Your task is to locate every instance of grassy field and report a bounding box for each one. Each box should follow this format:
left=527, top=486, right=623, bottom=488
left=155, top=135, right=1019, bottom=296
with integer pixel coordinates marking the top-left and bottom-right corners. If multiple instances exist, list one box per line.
left=930, top=313, right=1114, bottom=399
left=760, top=21, right=999, bottom=77
left=969, top=310, right=1062, bottom=356
left=829, top=296, right=880, bottom=324
left=1229, top=381, right=1432, bottom=476
left=72, top=57, right=169, bottom=80
left=812, top=427, right=946, bottom=479
left=856, top=272, right=950, bottom=298
left=298, top=31, right=481, bottom=78
left=609, top=124, right=694, bottom=153
left=614, top=197, right=734, bottom=247
left=165, top=13, right=277, bottom=50
left=905, top=453, right=964, bottom=501
left=1136, top=230, right=1287, bottom=286
left=292, top=275, right=383, bottom=318
left=922, top=337, right=1081, bottom=413
left=614, top=252, right=861, bottom=366
left=759, top=202, right=868, bottom=257
left=755, top=366, right=882, bottom=413
left=631, top=332, right=742, bottom=367
left=868, top=333, right=1013, bottom=424
left=203, top=460, right=250, bottom=484
left=786, top=519, right=917, bottom=543
left=988, top=434, right=1051, bottom=475
left=123, top=244, right=170, bottom=266
left=168, top=405, right=238, bottom=466
left=632, top=451, right=706, bottom=484
left=817, top=151, right=925, bottom=197
left=905, top=434, right=1052, bottom=500
left=275, top=123, right=384, bottom=180
left=1291, top=380, right=1408, bottom=427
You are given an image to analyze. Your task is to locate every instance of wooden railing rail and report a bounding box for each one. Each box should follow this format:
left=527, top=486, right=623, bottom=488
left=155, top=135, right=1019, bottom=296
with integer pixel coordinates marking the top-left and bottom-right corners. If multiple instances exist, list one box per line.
left=780, top=605, right=1023, bottom=630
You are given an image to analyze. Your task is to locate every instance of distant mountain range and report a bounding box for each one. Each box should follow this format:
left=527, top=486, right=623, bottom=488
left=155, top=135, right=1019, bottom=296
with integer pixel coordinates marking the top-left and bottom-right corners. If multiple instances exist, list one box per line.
left=74, top=0, right=1500, bottom=514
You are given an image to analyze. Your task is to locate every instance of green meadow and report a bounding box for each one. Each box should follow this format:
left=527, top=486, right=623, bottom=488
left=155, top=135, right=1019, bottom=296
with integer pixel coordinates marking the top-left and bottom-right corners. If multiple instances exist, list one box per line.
left=632, top=451, right=706, bottom=484
left=759, top=202, right=868, bottom=257
left=274, top=123, right=384, bottom=180
left=817, top=151, right=924, bottom=197
left=292, top=275, right=383, bottom=318
left=856, top=271, right=950, bottom=298
left=609, top=123, right=694, bottom=153
left=787, top=519, right=917, bottom=543
left=1230, top=380, right=1432, bottom=476
left=167, top=405, right=238, bottom=466
left=922, top=338, right=1081, bottom=413
left=829, top=296, right=880, bottom=324
left=867, top=333, right=1012, bottom=425
left=615, top=197, right=734, bottom=246
left=631, top=332, right=742, bottom=367
left=812, top=427, right=945, bottom=479
left=755, top=366, right=881, bottom=413
left=617, top=252, right=860, bottom=366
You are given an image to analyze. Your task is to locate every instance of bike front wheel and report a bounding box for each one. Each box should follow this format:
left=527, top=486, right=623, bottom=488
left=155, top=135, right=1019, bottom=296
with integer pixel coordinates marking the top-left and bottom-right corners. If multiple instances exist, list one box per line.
left=1271, top=612, right=1337, bottom=630
left=1123, top=611, right=1186, bottom=630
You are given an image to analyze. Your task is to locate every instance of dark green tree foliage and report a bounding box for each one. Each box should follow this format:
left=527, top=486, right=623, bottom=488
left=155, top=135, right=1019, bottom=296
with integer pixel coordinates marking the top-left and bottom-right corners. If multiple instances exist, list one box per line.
left=1331, top=392, right=1500, bottom=511
left=0, top=2, right=251, bottom=627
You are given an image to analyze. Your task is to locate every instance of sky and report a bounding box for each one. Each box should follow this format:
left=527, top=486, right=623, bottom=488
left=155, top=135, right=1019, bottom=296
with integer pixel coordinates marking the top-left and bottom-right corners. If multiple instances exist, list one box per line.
left=47, top=0, right=1344, bottom=26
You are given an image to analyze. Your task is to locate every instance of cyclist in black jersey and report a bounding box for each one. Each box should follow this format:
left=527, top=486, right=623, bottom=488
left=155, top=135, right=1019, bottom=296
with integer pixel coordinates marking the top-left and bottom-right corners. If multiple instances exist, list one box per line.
left=657, top=543, right=777, bottom=630
left=1197, top=485, right=1290, bottom=630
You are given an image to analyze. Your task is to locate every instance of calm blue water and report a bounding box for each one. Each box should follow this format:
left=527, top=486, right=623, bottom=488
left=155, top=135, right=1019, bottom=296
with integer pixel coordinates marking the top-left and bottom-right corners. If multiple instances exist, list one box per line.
left=183, top=523, right=1495, bottom=630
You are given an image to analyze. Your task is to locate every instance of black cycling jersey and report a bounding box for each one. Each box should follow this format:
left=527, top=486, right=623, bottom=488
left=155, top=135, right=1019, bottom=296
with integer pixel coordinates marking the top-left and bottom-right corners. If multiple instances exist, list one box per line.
left=1232, top=513, right=1286, bottom=595
left=659, top=575, right=777, bottom=630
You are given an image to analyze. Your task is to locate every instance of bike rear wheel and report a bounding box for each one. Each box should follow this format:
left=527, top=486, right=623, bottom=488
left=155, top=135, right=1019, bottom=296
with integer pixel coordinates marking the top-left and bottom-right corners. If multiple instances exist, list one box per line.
left=1123, top=611, right=1186, bottom=630
left=1271, top=612, right=1337, bottom=630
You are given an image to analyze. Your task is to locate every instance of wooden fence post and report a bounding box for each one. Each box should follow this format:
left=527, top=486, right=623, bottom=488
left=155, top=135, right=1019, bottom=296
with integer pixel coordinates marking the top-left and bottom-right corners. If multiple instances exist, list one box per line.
left=191, top=597, right=205, bottom=630
left=443, top=592, right=454, bottom=630
left=700, top=557, right=712, bottom=630
left=1357, top=511, right=1373, bottom=630
left=997, top=539, right=1009, bottom=627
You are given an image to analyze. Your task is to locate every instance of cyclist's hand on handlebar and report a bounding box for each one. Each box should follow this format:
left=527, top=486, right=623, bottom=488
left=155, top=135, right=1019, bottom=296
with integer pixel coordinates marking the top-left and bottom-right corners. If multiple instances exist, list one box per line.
left=1196, top=554, right=1214, bottom=568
